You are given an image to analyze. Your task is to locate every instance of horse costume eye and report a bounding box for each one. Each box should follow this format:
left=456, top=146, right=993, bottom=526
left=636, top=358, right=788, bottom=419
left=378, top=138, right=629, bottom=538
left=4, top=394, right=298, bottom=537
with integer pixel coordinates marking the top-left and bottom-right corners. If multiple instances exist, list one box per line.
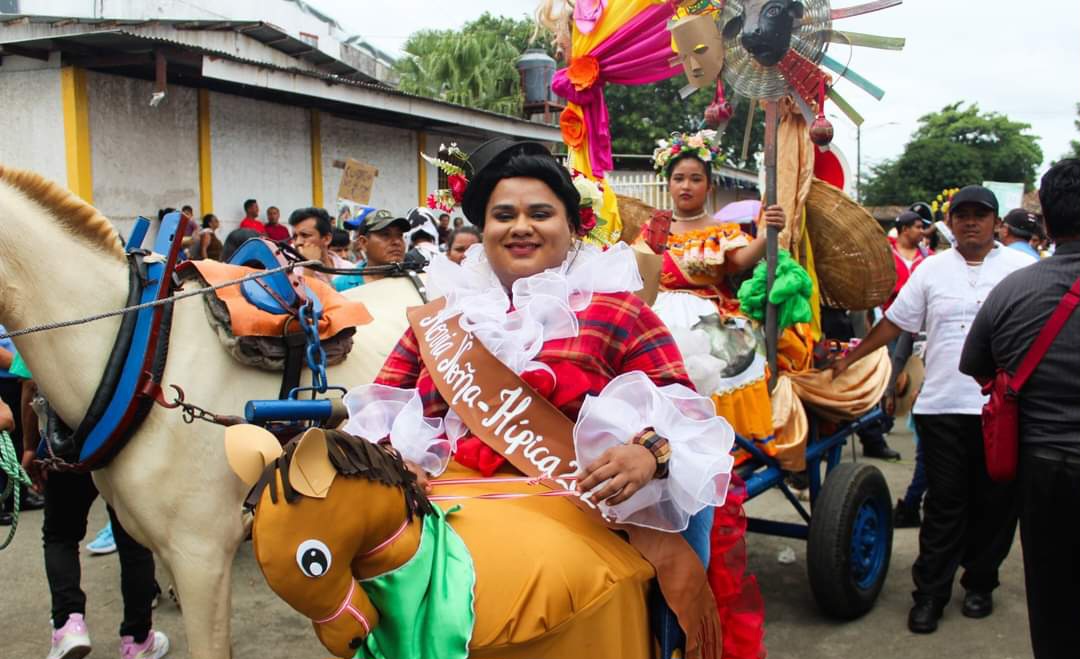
left=296, top=539, right=332, bottom=578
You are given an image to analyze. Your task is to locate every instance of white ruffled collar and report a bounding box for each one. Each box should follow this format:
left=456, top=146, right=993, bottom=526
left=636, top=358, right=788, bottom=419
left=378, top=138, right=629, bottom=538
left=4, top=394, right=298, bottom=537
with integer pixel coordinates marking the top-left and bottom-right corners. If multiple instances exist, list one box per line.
left=426, top=242, right=643, bottom=374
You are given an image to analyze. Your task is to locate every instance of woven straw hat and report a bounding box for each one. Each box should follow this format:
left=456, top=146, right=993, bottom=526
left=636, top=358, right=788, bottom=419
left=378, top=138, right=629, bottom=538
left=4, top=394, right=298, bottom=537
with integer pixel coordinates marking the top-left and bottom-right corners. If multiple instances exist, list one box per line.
left=805, top=178, right=896, bottom=310
left=615, top=194, right=655, bottom=245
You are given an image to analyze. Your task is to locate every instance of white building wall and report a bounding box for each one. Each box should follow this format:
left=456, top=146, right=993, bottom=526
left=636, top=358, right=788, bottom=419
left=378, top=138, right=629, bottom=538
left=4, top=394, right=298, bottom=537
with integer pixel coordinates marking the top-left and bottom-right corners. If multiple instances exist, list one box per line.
left=320, top=114, right=417, bottom=216
left=0, top=56, right=66, bottom=187
left=87, top=71, right=200, bottom=236
left=210, top=92, right=312, bottom=231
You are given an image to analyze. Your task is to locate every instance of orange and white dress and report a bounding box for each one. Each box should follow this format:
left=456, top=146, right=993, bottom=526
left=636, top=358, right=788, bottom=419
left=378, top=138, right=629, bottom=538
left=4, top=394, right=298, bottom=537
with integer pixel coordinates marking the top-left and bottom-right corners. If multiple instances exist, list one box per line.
left=639, top=218, right=776, bottom=461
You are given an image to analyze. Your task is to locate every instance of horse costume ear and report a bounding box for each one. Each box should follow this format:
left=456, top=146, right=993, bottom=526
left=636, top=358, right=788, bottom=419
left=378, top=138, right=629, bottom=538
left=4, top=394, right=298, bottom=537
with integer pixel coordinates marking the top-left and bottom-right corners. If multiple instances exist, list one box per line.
left=289, top=428, right=338, bottom=499
left=225, top=424, right=283, bottom=488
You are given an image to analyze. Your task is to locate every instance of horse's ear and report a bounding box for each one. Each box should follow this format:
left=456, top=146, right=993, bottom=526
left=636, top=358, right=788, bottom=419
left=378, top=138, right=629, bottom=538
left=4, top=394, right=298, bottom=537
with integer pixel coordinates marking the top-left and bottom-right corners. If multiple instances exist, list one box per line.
left=289, top=428, right=338, bottom=499
left=224, top=424, right=283, bottom=488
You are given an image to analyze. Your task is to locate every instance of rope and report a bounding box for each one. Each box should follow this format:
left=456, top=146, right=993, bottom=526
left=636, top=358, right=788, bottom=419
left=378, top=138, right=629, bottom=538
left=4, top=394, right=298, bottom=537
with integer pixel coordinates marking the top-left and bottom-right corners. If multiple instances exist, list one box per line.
left=0, top=259, right=322, bottom=340
left=0, top=430, right=32, bottom=550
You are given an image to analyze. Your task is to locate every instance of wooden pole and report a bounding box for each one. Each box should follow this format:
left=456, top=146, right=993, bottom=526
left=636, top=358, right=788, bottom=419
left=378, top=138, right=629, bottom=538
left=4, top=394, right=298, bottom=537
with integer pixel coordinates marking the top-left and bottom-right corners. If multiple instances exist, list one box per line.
left=764, top=100, right=780, bottom=393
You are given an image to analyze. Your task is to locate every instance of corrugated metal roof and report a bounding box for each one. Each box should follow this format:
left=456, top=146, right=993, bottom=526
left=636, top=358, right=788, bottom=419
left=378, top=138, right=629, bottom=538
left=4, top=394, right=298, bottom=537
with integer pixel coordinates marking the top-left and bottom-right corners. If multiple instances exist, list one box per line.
left=0, top=23, right=561, bottom=141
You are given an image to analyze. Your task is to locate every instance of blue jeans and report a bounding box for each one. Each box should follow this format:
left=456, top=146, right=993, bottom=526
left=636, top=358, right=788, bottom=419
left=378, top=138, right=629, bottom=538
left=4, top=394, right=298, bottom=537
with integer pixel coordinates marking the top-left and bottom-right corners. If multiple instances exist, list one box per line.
left=654, top=507, right=714, bottom=658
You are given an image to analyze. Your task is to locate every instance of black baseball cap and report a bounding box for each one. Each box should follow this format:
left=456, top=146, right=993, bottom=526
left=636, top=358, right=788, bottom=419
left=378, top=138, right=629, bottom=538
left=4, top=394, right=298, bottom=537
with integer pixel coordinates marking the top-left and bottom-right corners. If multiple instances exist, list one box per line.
left=896, top=210, right=928, bottom=228
left=949, top=185, right=999, bottom=215
left=357, top=209, right=409, bottom=235
left=908, top=202, right=934, bottom=224
left=1003, top=209, right=1039, bottom=238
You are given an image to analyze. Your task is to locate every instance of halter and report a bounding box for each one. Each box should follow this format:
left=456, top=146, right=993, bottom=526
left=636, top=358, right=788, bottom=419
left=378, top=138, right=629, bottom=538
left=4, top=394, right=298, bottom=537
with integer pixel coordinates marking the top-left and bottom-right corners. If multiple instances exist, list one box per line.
left=313, top=578, right=372, bottom=634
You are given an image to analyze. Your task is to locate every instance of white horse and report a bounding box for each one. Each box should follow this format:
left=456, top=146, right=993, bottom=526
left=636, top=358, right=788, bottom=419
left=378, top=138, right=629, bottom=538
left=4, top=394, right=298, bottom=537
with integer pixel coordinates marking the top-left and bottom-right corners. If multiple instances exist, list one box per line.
left=0, top=165, right=417, bottom=658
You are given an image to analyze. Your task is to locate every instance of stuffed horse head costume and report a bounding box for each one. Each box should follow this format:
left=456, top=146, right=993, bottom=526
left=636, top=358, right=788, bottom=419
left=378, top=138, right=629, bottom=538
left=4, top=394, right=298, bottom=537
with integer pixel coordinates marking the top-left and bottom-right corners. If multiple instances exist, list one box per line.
left=227, top=425, right=662, bottom=659
left=724, top=0, right=804, bottom=67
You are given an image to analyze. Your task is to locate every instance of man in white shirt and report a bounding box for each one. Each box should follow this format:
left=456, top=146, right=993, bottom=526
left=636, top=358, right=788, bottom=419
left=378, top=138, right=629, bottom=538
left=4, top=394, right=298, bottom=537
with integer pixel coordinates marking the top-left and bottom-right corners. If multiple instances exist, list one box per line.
left=832, top=185, right=1033, bottom=634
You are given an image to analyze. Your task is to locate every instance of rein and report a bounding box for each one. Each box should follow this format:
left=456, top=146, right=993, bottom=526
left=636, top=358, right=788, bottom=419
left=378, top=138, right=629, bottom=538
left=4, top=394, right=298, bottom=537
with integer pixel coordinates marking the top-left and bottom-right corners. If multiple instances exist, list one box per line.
left=313, top=578, right=373, bottom=633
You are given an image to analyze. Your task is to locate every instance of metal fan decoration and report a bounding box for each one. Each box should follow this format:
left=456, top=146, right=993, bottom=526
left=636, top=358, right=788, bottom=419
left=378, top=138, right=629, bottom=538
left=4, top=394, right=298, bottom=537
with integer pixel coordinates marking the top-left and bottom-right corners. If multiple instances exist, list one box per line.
left=716, top=0, right=905, bottom=144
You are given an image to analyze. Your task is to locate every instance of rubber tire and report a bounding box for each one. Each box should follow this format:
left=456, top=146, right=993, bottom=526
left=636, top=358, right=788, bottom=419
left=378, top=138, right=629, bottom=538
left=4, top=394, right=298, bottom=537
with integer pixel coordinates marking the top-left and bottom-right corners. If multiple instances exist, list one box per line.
left=806, top=462, right=893, bottom=619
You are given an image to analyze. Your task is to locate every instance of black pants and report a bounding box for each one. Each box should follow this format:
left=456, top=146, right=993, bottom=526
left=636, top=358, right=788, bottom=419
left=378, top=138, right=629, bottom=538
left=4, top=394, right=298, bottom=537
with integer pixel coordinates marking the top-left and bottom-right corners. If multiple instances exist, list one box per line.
left=1019, top=447, right=1080, bottom=659
left=911, top=414, right=1017, bottom=604
left=42, top=470, right=155, bottom=641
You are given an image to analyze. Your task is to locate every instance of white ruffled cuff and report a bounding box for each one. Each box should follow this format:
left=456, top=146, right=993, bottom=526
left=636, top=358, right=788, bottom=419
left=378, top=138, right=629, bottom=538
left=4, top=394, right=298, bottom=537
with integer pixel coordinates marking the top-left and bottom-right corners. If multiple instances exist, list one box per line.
left=342, top=384, right=451, bottom=476
left=573, top=371, right=734, bottom=532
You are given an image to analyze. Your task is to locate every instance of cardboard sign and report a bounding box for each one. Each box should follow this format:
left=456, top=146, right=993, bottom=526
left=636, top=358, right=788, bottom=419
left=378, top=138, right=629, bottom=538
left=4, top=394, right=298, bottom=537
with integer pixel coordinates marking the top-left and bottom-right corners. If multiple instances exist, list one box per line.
left=337, top=159, right=379, bottom=204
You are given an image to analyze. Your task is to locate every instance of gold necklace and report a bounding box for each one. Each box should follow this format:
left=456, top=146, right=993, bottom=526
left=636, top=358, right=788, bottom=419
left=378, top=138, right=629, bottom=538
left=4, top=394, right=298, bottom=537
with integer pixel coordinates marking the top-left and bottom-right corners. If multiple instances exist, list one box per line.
left=672, top=210, right=709, bottom=222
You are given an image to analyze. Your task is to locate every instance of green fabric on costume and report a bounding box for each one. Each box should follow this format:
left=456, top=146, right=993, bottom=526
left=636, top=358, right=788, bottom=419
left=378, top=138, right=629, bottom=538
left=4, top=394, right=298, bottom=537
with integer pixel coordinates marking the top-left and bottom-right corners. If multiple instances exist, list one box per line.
left=356, top=504, right=475, bottom=659
left=9, top=352, right=31, bottom=379
left=737, top=249, right=814, bottom=331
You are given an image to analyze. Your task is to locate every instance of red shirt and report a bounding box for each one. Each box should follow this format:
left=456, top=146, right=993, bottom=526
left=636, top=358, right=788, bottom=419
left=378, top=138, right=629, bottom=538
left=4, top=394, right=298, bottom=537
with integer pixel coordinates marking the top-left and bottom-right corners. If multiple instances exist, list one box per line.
left=885, top=236, right=928, bottom=309
left=265, top=223, right=291, bottom=242
left=239, top=217, right=266, bottom=234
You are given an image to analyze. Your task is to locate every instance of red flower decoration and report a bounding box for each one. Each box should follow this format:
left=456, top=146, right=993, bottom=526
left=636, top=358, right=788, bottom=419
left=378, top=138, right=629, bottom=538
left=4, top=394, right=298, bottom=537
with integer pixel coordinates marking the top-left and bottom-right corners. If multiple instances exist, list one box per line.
left=567, top=55, right=601, bottom=91
left=448, top=174, right=468, bottom=204
left=425, top=193, right=439, bottom=210
left=577, top=206, right=597, bottom=236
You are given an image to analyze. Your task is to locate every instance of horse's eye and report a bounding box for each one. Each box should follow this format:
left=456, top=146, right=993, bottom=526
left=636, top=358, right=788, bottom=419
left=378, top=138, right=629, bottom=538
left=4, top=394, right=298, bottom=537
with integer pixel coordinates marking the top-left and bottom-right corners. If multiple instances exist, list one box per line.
left=296, top=539, right=333, bottom=578
left=766, top=5, right=781, bottom=17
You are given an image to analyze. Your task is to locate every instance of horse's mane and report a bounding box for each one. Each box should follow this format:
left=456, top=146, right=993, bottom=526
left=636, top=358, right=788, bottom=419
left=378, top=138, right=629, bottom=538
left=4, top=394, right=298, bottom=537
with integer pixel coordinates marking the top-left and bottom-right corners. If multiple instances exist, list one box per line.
left=249, top=430, right=434, bottom=521
left=0, top=165, right=125, bottom=261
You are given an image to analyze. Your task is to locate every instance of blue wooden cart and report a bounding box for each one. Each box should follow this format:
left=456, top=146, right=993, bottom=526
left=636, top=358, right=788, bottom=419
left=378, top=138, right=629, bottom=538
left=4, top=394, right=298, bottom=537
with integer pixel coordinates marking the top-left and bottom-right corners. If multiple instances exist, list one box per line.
left=734, top=408, right=894, bottom=619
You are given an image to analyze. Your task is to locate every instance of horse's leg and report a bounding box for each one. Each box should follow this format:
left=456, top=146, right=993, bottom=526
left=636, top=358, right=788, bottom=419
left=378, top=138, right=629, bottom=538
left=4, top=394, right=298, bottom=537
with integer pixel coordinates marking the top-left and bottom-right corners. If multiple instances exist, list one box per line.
left=161, top=536, right=240, bottom=659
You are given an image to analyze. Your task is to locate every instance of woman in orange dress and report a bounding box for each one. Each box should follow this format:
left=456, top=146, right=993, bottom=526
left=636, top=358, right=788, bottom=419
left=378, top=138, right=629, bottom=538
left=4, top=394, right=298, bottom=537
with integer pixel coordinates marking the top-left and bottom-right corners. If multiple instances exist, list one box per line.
left=642, top=130, right=787, bottom=460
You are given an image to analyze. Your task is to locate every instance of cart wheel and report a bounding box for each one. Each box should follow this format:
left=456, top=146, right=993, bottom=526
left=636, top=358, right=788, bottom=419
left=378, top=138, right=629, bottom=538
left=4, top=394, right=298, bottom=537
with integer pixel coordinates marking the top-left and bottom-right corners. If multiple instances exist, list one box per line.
left=807, top=462, right=892, bottom=619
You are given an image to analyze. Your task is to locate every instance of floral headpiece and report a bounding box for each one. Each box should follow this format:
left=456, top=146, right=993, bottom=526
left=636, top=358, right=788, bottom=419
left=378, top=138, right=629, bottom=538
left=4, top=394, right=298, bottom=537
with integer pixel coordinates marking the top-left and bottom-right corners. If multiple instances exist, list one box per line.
left=421, top=142, right=469, bottom=213
left=652, top=129, right=725, bottom=176
left=570, top=170, right=609, bottom=243
left=930, top=187, right=961, bottom=219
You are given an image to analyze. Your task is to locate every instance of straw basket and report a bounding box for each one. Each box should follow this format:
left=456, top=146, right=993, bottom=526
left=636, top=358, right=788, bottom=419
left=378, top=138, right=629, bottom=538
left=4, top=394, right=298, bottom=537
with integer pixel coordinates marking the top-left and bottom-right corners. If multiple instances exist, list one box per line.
left=616, top=194, right=655, bottom=245
left=805, top=178, right=895, bottom=310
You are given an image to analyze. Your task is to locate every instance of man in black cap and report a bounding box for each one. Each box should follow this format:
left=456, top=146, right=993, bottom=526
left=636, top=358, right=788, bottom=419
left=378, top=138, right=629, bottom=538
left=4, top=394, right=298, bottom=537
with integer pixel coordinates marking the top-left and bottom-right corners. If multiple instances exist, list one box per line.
left=332, top=209, right=409, bottom=292
left=997, top=209, right=1041, bottom=262
left=832, top=185, right=1033, bottom=634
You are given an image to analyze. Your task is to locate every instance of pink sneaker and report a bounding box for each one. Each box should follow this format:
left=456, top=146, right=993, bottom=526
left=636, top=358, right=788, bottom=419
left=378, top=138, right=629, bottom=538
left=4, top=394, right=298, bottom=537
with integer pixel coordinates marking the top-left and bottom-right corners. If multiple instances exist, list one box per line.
left=46, top=613, right=91, bottom=659
left=119, top=630, right=169, bottom=659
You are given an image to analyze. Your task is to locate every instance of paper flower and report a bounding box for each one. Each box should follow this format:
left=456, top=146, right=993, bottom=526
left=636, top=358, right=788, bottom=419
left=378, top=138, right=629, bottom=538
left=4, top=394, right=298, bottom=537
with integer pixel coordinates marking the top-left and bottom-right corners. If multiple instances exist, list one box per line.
left=560, top=105, right=586, bottom=148
left=567, top=55, right=601, bottom=91
left=448, top=174, right=468, bottom=204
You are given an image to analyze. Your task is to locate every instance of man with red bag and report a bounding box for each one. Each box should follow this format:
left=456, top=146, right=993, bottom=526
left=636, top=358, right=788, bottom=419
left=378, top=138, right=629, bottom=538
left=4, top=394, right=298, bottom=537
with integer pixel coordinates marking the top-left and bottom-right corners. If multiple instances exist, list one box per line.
left=832, top=184, right=1032, bottom=634
left=960, top=159, right=1080, bottom=659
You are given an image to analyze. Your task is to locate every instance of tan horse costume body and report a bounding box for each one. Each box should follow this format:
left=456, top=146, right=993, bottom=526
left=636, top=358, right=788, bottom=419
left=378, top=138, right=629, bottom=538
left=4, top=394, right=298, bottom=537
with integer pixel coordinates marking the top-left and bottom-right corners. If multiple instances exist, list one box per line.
left=0, top=166, right=417, bottom=658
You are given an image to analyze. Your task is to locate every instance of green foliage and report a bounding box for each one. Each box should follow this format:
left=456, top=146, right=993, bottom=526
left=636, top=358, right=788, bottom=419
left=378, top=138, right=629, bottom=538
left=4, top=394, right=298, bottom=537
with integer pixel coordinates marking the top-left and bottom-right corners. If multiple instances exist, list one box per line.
left=862, top=103, right=1043, bottom=206
left=606, top=79, right=764, bottom=168
left=394, top=13, right=553, bottom=116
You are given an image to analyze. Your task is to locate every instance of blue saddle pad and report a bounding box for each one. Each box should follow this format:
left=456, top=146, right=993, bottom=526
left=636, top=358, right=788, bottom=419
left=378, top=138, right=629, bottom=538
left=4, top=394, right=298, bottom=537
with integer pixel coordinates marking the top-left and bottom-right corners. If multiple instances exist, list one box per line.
left=227, top=238, right=324, bottom=318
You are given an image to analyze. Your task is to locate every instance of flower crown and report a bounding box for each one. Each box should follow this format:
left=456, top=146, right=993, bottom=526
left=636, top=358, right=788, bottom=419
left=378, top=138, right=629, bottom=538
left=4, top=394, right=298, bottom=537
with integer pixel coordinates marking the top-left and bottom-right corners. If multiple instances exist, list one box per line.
left=652, top=129, right=725, bottom=176
left=421, top=142, right=470, bottom=213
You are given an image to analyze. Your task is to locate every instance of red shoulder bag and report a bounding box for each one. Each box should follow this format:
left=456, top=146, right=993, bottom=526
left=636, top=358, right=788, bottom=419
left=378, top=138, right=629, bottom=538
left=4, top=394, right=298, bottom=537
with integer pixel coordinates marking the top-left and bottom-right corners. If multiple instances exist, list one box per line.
left=981, top=276, right=1080, bottom=482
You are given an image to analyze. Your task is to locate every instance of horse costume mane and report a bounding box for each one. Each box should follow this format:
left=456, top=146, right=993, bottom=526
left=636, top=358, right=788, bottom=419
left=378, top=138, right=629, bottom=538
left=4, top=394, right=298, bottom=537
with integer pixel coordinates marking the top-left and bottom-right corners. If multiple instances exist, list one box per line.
left=0, top=164, right=125, bottom=261
left=248, top=430, right=434, bottom=521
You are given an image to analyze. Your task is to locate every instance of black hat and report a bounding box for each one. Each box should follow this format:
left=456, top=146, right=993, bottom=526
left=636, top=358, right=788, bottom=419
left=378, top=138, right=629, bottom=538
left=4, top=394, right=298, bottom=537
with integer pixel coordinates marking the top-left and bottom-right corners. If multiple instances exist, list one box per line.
left=357, top=209, right=409, bottom=235
left=460, top=138, right=551, bottom=226
left=896, top=210, right=928, bottom=228
left=908, top=202, right=934, bottom=224
left=949, top=185, right=999, bottom=215
left=1003, top=209, right=1039, bottom=238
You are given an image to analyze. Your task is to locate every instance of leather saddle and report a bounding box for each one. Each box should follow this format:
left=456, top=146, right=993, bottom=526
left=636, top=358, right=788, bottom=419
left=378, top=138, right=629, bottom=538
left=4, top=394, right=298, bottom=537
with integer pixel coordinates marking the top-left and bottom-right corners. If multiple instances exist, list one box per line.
left=227, top=238, right=323, bottom=319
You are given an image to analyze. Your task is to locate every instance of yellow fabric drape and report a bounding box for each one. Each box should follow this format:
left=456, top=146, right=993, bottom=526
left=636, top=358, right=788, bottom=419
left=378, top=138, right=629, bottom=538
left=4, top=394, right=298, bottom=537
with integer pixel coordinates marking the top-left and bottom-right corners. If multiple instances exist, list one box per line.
left=775, top=98, right=815, bottom=259
left=571, top=0, right=657, bottom=57
left=770, top=376, right=808, bottom=472
left=798, top=208, right=823, bottom=340
left=789, top=347, right=892, bottom=423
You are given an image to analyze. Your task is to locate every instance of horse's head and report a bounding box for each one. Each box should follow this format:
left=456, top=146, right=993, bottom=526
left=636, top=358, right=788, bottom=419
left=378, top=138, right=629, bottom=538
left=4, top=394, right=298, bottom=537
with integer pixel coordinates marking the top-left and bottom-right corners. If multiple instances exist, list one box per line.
left=724, top=0, right=804, bottom=67
left=225, top=425, right=431, bottom=658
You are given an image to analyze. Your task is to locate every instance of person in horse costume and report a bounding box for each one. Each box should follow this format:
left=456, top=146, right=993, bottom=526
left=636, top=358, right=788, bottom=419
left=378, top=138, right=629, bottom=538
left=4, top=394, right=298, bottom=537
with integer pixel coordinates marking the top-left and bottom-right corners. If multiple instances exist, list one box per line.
left=228, top=140, right=753, bottom=659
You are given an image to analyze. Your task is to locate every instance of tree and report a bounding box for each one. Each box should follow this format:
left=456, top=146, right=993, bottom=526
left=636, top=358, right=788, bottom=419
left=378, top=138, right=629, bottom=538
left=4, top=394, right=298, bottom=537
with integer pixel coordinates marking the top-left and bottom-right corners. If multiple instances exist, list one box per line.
left=862, top=103, right=1043, bottom=206
left=606, top=79, right=764, bottom=168
left=395, top=13, right=553, bottom=116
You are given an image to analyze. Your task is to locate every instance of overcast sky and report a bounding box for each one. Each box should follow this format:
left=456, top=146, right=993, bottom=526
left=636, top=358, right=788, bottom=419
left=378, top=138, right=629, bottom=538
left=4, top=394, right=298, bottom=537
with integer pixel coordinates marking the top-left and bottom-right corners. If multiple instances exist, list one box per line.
left=312, top=0, right=1078, bottom=178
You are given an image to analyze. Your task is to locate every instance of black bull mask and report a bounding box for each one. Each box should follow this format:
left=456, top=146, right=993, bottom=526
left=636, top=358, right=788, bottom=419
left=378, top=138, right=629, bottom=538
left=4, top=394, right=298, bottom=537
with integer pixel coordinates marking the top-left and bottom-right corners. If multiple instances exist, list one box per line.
left=724, top=0, right=805, bottom=67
